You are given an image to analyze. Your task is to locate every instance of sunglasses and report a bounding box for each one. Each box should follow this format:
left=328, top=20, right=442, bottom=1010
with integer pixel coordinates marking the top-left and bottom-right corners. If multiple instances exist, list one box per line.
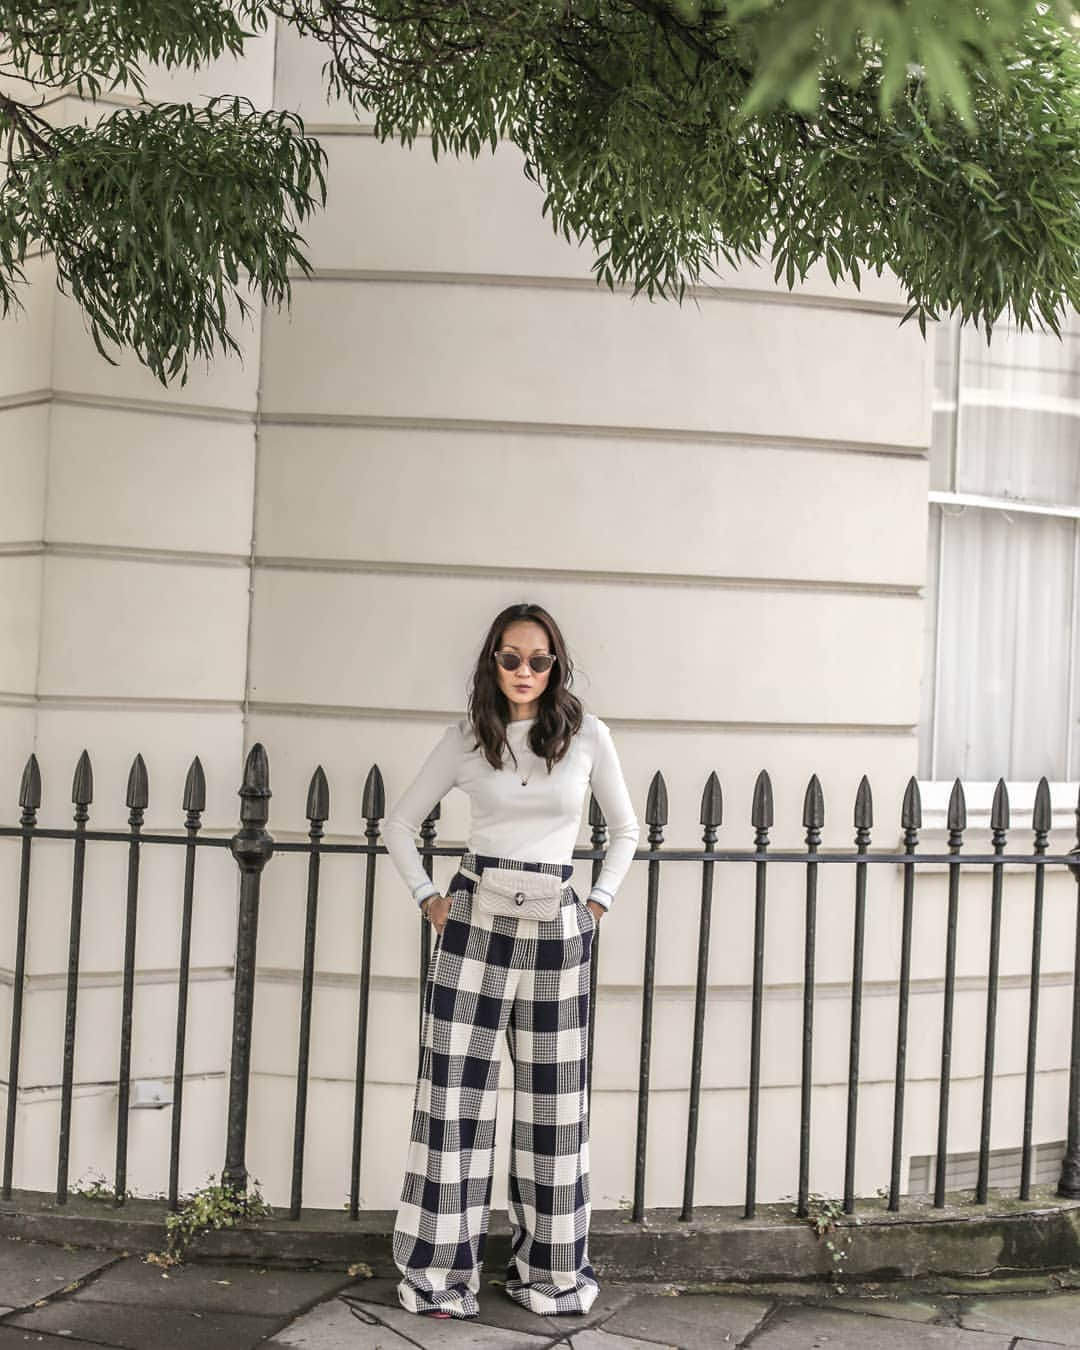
left=494, top=650, right=557, bottom=674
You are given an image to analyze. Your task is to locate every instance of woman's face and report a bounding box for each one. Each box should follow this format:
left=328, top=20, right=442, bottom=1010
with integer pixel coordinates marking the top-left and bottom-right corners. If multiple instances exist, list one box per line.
left=495, top=620, right=555, bottom=718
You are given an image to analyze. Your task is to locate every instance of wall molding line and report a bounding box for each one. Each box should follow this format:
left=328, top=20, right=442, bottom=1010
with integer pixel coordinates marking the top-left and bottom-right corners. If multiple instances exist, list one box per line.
left=0, top=541, right=925, bottom=596
left=284, top=266, right=912, bottom=316
left=0, top=690, right=916, bottom=737
left=0, top=691, right=242, bottom=713
left=0, top=390, right=929, bottom=459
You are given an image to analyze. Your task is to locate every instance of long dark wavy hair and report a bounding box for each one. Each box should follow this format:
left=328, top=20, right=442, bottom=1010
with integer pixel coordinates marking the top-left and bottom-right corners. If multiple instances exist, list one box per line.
left=465, top=603, right=584, bottom=774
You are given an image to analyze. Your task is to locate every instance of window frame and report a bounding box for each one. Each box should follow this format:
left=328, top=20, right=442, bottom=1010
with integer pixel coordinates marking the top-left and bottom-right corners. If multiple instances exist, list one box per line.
left=917, top=318, right=1080, bottom=822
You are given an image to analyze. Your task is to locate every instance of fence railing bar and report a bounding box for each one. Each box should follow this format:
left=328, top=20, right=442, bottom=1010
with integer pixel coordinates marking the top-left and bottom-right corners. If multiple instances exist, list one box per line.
left=585, top=795, right=607, bottom=1113
left=1057, top=819, right=1080, bottom=1198
left=2, top=754, right=40, bottom=1200
left=57, top=750, right=92, bottom=1205
left=888, top=778, right=921, bottom=1212
left=349, top=766, right=383, bottom=1222
left=796, top=776, right=823, bottom=1220
left=744, top=769, right=772, bottom=1220
left=114, top=754, right=148, bottom=1205
left=1021, top=780, right=1051, bottom=1199
left=416, top=808, right=439, bottom=1048
left=5, top=826, right=1078, bottom=868
left=934, top=782, right=966, bottom=1207
left=289, top=768, right=328, bottom=1221
left=169, top=757, right=205, bottom=1212
left=975, top=784, right=1008, bottom=1204
left=843, top=777, right=872, bottom=1215
left=632, top=773, right=665, bottom=1223
left=681, top=776, right=720, bottom=1223
left=0, top=827, right=236, bottom=846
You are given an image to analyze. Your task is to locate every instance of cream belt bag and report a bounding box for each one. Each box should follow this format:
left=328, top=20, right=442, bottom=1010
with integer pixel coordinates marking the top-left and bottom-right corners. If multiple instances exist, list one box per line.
left=459, top=864, right=565, bottom=920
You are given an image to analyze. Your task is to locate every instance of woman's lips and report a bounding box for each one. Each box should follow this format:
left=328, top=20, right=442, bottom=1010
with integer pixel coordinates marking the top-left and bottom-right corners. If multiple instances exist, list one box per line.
left=515, top=685, right=531, bottom=691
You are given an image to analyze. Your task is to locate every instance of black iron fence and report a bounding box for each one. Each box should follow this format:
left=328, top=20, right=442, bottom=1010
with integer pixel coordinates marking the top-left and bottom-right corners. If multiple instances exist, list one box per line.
left=2, top=743, right=1080, bottom=1225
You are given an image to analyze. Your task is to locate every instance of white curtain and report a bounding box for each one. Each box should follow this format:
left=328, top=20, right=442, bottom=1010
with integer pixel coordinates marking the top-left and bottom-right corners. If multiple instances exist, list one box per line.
left=921, top=317, right=1080, bottom=782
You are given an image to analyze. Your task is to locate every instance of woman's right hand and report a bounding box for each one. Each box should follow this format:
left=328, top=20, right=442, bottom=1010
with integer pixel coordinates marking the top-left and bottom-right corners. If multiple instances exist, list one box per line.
left=422, top=893, right=452, bottom=937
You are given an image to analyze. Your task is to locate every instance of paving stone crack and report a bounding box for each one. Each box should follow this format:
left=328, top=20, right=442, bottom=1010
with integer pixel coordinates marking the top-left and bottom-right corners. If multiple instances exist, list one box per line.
left=0, top=1250, right=127, bottom=1321
left=336, top=1294, right=440, bottom=1350
left=737, top=1299, right=783, bottom=1347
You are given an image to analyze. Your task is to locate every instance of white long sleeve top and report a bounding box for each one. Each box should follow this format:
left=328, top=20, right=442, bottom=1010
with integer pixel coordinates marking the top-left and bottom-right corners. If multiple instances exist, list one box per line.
left=382, top=712, right=640, bottom=911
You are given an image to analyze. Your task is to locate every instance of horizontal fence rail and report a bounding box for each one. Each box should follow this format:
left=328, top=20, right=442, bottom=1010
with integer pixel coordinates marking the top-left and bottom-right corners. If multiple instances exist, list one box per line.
left=2, top=746, right=1079, bottom=1225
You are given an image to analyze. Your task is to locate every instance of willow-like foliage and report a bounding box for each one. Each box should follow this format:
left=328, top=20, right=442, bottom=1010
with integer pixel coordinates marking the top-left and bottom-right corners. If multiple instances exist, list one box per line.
left=2, top=1, right=1079, bottom=386
left=272, top=0, right=1080, bottom=337
left=0, top=2, right=328, bottom=384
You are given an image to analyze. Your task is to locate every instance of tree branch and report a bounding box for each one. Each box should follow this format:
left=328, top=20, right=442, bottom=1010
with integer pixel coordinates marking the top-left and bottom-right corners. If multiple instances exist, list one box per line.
left=0, top=91, right=57, bottom=161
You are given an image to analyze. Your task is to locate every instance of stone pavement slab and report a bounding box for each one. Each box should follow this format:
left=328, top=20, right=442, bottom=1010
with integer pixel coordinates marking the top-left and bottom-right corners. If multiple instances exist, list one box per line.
left=0, top=1237, right=117, bottom=1311
left=604, top=1291, right=772, bottom=1347
left=71, top=1253, right=353, bottom=1315
left=267, top=1294, right=549, bottom=1349
left=4, top=1299, right=283, bottom=1350
left=264, top=1297, right=414, bottom=1348
left=959, top=1291, right=1080, bottom=1345
left=569, top=1329, right=677, bottom=1349
left=751, top=1305, right=1015, bottom=1349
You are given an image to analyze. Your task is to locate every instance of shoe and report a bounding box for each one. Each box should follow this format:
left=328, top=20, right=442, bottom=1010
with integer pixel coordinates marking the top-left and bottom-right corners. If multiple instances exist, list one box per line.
left=424, top=1309, right=452, bottom=1319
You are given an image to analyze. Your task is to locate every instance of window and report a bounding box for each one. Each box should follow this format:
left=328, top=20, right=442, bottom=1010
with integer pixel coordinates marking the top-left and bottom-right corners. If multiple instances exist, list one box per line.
left=919, top=313, right=1080, bottom=786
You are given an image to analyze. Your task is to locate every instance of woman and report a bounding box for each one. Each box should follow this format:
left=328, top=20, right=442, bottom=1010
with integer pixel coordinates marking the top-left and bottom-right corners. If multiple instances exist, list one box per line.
left=383, top=602, right=640, bottom=1321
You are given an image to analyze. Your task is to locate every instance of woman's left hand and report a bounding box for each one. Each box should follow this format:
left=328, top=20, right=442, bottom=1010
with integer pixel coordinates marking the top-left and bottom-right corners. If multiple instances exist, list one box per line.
left=587, top=900, right=606, bottom=925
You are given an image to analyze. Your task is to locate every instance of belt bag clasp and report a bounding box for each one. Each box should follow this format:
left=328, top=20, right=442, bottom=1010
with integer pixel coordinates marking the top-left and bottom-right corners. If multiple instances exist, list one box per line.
left=463, top=865, right=564, bottom=920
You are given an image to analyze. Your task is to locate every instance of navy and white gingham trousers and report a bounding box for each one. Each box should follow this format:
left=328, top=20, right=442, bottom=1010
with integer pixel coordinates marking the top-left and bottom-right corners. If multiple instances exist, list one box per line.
left=393, top=850, right=599, bottom=1318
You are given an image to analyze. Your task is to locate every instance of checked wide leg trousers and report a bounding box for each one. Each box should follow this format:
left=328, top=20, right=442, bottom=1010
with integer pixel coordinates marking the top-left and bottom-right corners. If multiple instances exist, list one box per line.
left=393, top=851, right=600, bottom=1318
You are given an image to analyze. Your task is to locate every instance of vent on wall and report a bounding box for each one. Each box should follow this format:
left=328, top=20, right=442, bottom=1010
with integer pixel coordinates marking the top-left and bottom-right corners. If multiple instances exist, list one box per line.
left=907, top=1141, right=1066, bottom=1195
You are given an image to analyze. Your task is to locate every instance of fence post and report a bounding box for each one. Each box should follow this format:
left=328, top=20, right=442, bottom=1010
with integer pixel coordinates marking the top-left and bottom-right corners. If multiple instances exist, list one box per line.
left=223, top=743, right=274, bottom=1193
left=1058, top=793, right=1080, bottom=1199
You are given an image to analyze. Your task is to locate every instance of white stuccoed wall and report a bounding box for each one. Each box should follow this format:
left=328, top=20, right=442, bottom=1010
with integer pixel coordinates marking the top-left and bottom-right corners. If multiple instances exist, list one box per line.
left=1, top=19, right=1076, bottom=1218
left=0, top=36, right=276, bottom=1201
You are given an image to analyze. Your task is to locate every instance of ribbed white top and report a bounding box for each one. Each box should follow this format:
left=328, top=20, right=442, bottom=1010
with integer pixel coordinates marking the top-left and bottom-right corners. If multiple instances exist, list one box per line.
left=382, top=712, right=640, bottom=910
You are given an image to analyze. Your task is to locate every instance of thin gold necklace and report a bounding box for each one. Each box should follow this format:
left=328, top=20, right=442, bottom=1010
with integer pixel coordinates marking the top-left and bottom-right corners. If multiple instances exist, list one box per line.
left=514, top=727, right=538, bottom=786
